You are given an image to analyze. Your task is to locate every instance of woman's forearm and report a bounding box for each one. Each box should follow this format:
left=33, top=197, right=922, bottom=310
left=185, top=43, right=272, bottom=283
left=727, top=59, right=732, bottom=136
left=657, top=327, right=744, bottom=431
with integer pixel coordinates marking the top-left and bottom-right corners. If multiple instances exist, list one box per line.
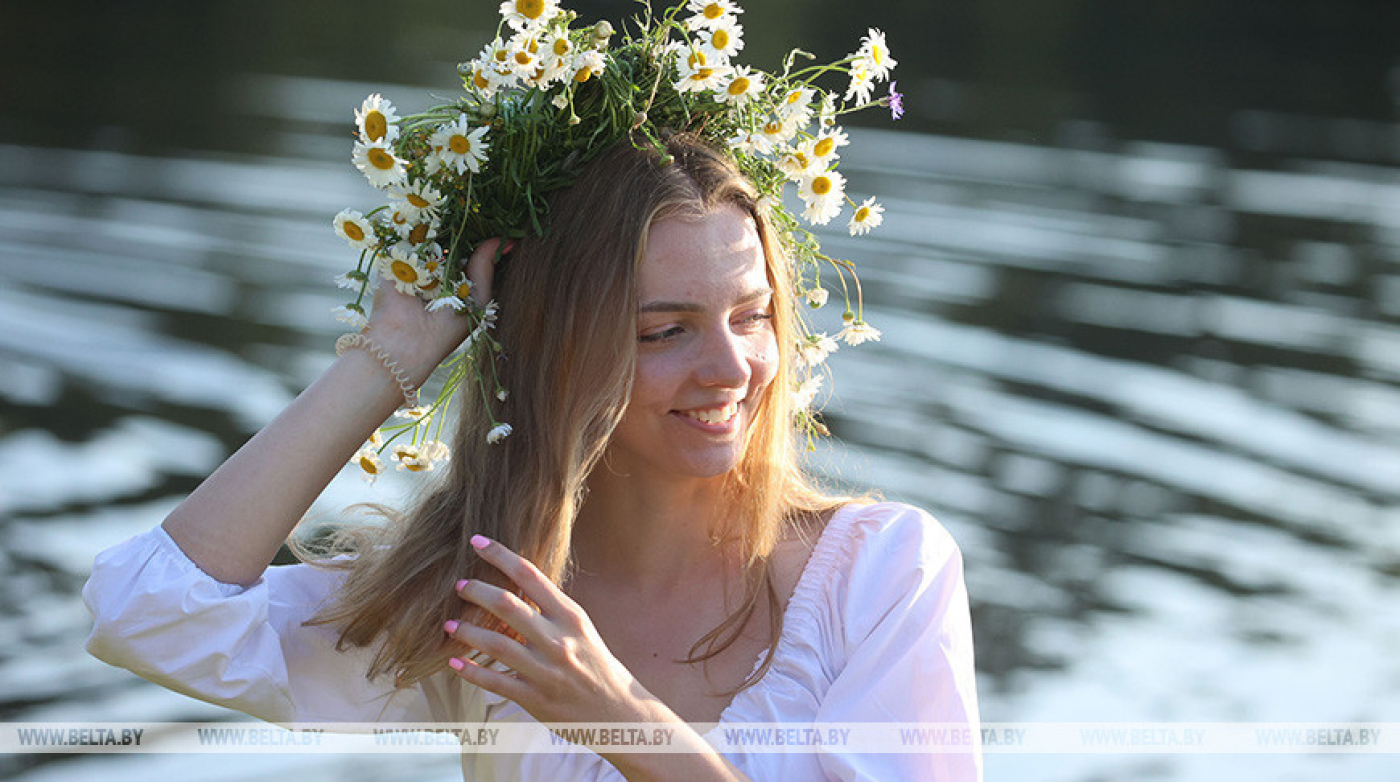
left=161, top=348, right=406, bottom=585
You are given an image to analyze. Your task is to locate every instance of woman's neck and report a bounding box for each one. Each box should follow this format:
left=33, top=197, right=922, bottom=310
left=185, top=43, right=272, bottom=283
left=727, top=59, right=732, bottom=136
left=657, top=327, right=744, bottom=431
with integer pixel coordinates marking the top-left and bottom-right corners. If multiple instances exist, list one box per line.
left=571, top=472, right=736, bottom=595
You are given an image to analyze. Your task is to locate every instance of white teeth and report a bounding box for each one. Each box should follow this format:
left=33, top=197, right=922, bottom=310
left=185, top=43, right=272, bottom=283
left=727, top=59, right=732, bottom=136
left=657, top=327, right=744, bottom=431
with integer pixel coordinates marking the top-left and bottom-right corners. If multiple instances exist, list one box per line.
left=683, top=403, right=738, bottom=425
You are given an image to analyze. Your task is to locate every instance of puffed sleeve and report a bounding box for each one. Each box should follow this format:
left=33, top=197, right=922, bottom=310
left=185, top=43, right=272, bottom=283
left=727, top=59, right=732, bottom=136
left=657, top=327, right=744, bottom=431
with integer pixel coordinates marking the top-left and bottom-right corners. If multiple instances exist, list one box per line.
left=814, top=504, right=982, bottom=781
left=83, top=525, right=438, bottom=725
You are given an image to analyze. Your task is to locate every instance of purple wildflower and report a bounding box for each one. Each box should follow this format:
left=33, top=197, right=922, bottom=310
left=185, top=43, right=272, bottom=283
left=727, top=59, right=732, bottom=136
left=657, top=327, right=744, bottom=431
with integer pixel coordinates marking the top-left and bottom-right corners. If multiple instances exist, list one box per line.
left=887, top=81, right=905, bottom=120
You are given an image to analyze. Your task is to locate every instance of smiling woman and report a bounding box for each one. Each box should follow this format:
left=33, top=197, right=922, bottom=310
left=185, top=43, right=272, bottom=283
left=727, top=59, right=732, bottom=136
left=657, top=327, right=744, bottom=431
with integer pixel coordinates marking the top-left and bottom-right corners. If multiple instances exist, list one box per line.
left=79, top=2, right=979, bottom=780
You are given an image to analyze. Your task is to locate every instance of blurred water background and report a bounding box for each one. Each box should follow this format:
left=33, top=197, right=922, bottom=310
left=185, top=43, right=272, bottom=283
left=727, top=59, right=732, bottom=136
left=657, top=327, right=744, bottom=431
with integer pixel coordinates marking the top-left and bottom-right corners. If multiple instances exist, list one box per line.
left=1, top=1, right=1397, bottom=780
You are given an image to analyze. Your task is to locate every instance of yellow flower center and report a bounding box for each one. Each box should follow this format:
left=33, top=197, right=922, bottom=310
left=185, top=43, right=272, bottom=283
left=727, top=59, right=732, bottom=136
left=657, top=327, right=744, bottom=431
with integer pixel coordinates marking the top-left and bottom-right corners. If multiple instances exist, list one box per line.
left=449, top=133, right=472, bottom=154
left=341, top=221, right=365, bottom=242
left=456, top=280, right=474, bottom=299
left=368, top=148, right=396, bottom=171
left=391, top=260, right=419, bottom=283
left=811, top=176, right=833, bottom=196
left=854, top=206, right=870, bottom=222
left=691, top=68, right=713, bottom=81
left=553, top=38, right=571, bottom=56
left=814, top=137, right=835, bottom=157
left=711, top=29, right=730, bottom=50
left=574, top=66, right=593, bottom=82
left=687, top=50, right=707, bottom=69
left=703, top=3, right=724, bottom=20
left=515, top=51, right=532, bottom=66
left=358, top=456, right=380, bottom=474
left=408, top=223, right=430, bottom=245
left=494, top=49, right=509, bottom=63
left=872, top=45, right=886, bottom=66
left=518, top=0, right=546, bottom=20
left=727, top=76, right=750, bottom=96
left=473, top=71, right=491, bottom=90
left=786, top=90, right=804, bottom=105
left=407, top=193, right=431, bottom=208
left=392, top=211, right=408, bottom=225
left=764, top=120, right=783, bottom=135
left=793, top=152, right=810, bottom=168
left=404, top=460, right=428, bottom=472
left=364, top=110, right=388, bottom=142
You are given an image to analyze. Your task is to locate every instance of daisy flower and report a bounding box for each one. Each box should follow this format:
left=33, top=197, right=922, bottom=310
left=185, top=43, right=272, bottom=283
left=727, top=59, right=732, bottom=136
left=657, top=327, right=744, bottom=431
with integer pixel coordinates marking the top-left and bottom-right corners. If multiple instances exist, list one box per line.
left=857, top=28, right=897, bottom=82
left=794, top=376, right=823, bottom=410
left=422, top=440, right=451, bottom=464
left=394, top=405, right=432, bottom=421
left=799, top=333, right=839, bottom=365
left=332, top=304, right=368, bottom=328
left=352, top=139, right=406, bottom=188
left=332, top=209, right=374, bottom=249
left=839, top=319, right=882, bottom=346
left=354, top=93, right=399, bottom=144
left=398, top=217, right=439, bottom=247
left=685, top=0, right=742, bottom=31
left=486, top=423, right=513, bottom=444
left=391, top=444, right=434, bottom=472
left=541, top=31, right=575, bottom=72
left=845, top=65, right=876, bottom=105
left=352, top=447, right=386, bottom=483
left=381, top=246, right=432, bottom=295
left=430, top=116, right=490, bottom=175
left=428, top=274, right=474, bottom=312
left=776, top=87, right=815, bottom=125
left=499, top=0, right=558, bottom=32
left=798, top=168, right=846, bottom=225
left=847, top=197, right=885, bottom=236
left=806, top=287, right=829, bottom=308
left=675, top=59, right=731, bottom=94
left=333, top=271, right=366, bottom=290
left=818, top=93, right=837, bottom=127
left=716, top=65, right=764, bottom=106
left=391, top=181, right=444, bottom=222
left=728, top=127, right=771, bottom=156
left=572, top=49, right=606, bottom=83
left=466, top=59, right=506, bottom=99
left=758, top=115, right=800, bottom=149
left=507, top=32, right=544, bottom=79
left=810, top=127, right=850, bottom=165
left=777, top=146, right=819, bottom=181
left=696, top=18, right=743, bottom=62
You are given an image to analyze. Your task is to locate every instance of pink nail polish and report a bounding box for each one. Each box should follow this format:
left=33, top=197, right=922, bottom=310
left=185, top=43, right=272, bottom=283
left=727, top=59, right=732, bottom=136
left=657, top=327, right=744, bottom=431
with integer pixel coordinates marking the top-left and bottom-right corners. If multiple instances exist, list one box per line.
left=470, top=534, right=489, bottom=550
left=444, top=620, right=459, bottom=634
left=455, top=579, right=470, bottom=592
left=448, top=657, right=465, bottom=671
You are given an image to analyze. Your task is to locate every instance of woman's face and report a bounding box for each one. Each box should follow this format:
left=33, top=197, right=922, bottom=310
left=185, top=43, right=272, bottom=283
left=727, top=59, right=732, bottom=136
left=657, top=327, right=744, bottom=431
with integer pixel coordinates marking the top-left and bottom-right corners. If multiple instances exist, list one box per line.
left=604, top=203, right=779, bottom=484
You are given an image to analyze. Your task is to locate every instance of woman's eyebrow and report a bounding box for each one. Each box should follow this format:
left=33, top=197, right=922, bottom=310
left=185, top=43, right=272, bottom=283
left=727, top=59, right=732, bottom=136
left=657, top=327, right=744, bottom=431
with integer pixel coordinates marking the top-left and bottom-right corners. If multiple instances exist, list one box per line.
left=639, top=287, right=773, bottom=314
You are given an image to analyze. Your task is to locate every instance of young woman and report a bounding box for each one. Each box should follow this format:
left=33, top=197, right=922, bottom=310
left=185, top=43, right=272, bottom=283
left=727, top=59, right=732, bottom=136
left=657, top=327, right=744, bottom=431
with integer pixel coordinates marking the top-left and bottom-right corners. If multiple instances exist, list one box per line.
left=84, top=136, right=982, bottom=780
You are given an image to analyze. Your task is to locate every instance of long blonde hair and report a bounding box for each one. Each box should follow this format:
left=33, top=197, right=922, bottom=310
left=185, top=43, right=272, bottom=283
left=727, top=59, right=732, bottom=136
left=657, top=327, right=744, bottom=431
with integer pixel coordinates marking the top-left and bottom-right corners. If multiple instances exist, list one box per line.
left=306, top=134, right=846, bottom=692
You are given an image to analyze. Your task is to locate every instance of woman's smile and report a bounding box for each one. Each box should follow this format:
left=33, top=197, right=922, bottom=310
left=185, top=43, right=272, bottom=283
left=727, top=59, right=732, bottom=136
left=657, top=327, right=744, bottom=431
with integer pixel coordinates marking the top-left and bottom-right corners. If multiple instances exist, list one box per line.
left=604, top=202, right=778, bottom=482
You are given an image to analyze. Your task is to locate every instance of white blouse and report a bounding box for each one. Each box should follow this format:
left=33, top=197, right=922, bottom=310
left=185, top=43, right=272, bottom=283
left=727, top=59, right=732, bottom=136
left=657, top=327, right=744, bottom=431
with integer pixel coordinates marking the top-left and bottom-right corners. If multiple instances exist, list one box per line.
left=84, top=502, right=982, bottom=780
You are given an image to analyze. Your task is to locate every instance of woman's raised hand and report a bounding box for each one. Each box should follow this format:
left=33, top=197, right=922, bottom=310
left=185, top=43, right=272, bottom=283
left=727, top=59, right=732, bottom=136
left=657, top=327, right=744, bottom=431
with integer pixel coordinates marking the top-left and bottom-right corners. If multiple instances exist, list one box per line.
left=444, top=536, right=652, bottom=727
left=363, top=238, right=508, bottom=387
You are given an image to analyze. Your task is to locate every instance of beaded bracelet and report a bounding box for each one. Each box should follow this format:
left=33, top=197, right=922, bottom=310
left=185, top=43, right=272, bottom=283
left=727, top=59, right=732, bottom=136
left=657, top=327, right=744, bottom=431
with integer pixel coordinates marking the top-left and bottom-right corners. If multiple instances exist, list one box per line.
left=336, top=332, right=420, bottom=409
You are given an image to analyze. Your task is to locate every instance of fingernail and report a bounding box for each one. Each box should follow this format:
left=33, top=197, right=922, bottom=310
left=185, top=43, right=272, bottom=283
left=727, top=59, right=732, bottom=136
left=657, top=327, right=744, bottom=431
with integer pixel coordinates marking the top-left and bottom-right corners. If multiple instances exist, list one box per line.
left=448, top=657, right=465, bottom=671
left=455, top=578, right=470, bottom=592
left=470, top=534, right=490, bottom=550
left=444, top=619, right=459, bottom=634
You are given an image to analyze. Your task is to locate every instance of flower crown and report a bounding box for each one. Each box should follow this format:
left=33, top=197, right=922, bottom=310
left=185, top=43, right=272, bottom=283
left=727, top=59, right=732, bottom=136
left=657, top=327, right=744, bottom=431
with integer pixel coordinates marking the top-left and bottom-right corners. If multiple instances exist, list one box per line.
left=333, top=0, right=901, bottom=481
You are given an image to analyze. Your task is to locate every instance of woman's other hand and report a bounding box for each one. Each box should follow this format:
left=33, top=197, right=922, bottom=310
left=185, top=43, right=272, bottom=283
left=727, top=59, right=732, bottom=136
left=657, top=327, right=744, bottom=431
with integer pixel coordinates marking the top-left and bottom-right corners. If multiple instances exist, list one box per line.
left=364, top=237, right=508, bottom=387
left=444, top=535, right=652, bottom=727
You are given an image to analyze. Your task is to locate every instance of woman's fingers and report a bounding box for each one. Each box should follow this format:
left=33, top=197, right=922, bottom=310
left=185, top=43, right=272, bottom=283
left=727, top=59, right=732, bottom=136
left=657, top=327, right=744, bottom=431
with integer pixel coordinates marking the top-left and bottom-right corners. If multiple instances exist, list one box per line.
left=465, top=238, right=512, bottom=308
left=466, top=535, right=574, bottom=620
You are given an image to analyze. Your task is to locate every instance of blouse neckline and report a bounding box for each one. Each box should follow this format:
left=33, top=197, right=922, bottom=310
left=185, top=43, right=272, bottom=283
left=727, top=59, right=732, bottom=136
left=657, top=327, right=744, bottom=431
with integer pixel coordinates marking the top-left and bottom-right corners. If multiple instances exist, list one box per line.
left=706, top=502, right=860, bottom=731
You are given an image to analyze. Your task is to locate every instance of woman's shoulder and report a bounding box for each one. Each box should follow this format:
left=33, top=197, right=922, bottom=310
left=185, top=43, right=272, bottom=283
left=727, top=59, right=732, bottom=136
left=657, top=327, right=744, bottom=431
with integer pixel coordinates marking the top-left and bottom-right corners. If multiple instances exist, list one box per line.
left=792, top=501, right=963, bottom=621
left=823, top=500, right=961, bottom=565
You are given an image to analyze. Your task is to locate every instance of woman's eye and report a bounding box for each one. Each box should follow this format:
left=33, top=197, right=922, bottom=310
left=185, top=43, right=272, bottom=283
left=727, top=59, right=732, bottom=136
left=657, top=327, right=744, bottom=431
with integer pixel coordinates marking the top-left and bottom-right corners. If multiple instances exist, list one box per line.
left=738, top=312, right=774, bottom=328
left=639, top=326, right=683, bottom=343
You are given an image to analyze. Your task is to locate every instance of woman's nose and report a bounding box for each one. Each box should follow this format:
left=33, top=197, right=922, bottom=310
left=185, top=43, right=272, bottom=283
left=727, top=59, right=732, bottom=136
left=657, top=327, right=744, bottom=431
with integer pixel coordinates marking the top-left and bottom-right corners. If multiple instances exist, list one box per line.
left=695, top=330, right=752, bottom=388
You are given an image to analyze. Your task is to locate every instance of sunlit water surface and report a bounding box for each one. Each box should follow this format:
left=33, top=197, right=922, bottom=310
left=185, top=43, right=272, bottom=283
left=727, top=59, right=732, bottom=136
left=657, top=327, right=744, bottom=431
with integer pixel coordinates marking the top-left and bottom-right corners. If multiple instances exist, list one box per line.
left=1, top=74, right=1397, bottom=781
